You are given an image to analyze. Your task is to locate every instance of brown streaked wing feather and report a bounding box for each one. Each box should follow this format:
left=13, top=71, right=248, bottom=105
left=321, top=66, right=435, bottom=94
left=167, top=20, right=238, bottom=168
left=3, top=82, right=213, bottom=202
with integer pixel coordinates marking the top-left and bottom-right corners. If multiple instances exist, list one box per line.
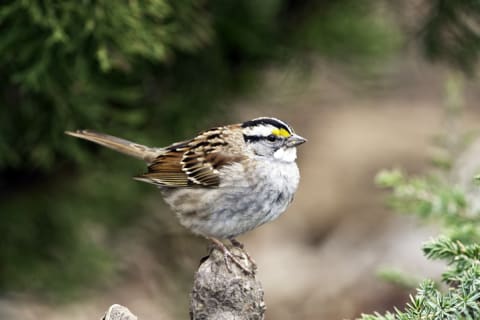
left=136, top=150, right=190, bottom=187
left=136, top=125, right=245, bottom=187
left=181, top=149, right=245, bottom=186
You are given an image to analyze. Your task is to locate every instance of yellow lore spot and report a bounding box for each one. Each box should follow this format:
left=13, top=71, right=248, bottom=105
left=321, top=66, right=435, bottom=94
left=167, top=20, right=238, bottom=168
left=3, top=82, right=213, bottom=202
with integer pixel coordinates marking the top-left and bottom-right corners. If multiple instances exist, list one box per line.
left=271, top=128, right=291, bottom=138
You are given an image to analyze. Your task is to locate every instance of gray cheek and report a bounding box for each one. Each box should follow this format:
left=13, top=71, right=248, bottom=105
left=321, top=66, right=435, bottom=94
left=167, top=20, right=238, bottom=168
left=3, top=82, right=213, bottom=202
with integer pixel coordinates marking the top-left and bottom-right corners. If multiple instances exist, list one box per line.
left=254, top=142, right=275, bottom=157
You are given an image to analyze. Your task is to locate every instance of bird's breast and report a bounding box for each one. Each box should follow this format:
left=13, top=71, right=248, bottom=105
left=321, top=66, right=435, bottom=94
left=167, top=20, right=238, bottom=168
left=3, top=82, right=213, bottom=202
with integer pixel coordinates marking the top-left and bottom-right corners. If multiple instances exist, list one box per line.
left=161, top=159, right=300, bottom=238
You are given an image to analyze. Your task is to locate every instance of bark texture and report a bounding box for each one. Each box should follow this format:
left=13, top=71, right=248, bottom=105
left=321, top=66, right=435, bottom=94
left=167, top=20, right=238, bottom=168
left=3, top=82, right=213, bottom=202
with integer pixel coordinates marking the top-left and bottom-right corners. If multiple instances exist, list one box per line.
left=189, top=246, right=265, bottom=320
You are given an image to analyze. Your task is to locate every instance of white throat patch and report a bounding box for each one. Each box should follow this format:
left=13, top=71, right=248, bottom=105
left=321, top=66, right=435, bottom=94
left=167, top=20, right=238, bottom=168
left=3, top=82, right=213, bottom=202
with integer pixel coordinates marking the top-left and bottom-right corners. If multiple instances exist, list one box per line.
left=273, top=147, right=297, bottom=162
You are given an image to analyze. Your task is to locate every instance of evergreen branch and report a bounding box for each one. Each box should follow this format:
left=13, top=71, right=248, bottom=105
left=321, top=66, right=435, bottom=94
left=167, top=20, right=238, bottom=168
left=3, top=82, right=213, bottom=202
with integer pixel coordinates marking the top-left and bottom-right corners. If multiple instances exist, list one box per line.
left=361, top=169, right=480, bottom=320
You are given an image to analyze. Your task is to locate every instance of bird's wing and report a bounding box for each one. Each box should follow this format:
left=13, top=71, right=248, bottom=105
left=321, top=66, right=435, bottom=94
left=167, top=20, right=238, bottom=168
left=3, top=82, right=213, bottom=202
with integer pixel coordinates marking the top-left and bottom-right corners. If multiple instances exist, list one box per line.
left=135, top=126, right=245, bottom=187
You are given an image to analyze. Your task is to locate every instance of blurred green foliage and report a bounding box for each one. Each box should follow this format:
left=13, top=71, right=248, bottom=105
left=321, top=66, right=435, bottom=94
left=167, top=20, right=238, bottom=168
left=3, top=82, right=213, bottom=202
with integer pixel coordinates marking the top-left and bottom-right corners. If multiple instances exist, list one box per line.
left=296, top=1, right=401, bottom=62
left=375, top=169, right=479, bottom=243
left=421, top=0, right=480, bottom=73
left=0, top=0, right=211, bottom=171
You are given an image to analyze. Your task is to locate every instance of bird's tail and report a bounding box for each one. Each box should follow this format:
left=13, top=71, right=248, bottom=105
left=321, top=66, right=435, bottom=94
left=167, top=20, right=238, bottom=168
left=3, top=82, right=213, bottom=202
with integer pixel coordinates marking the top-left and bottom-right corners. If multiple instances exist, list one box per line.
left=65, top=130, right=159, bottom=163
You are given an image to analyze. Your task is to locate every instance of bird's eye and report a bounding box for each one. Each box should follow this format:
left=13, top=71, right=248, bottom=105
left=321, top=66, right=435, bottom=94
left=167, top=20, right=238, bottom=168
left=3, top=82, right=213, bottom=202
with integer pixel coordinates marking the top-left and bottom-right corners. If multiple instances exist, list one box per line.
left=267, top=134, right=276, bottom=142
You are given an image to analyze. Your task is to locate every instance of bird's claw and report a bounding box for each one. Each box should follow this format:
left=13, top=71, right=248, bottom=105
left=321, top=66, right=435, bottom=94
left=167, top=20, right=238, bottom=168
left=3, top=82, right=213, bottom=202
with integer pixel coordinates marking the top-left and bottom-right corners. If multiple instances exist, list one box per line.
left=208, top=237, right=254, bottom=274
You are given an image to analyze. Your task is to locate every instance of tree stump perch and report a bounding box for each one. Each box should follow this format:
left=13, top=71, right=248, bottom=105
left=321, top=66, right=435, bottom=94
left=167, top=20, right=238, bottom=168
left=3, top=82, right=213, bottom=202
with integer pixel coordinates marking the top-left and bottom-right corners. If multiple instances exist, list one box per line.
left=189, top=246, right=265, bottom=320
left=101, top=246, right=266, bottom=320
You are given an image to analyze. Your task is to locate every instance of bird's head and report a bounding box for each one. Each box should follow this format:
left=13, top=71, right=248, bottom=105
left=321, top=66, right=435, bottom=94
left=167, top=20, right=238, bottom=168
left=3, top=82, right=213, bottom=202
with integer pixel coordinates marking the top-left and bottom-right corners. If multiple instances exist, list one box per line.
left=241, top=117, right=306, bottom=162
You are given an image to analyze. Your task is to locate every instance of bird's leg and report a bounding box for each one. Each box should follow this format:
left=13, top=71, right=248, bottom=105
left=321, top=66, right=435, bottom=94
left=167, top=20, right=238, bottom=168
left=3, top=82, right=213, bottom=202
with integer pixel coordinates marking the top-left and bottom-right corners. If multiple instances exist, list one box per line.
left=229, top=238, right=244, bottom=249
left=207, top=237, right=252, bottom=274
left=229, top=238, right=258, bottom=271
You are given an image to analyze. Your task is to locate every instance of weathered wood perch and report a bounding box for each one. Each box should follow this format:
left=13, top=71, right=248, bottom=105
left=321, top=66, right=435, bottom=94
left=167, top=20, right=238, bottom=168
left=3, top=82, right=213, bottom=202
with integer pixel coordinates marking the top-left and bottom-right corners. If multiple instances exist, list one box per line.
left=101, top=246, right=266, bottom=320
left=102, top=304, right=137, bottom=320
left=190, top=246, right=265, bottom=320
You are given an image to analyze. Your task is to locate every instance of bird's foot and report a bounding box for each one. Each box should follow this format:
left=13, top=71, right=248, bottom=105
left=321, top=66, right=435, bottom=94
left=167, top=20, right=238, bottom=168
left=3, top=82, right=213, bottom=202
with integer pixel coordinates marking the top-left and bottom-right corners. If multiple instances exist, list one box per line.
left=208, top=237, right=253, bottom=274
left=229, top=238, right=258, bottom=271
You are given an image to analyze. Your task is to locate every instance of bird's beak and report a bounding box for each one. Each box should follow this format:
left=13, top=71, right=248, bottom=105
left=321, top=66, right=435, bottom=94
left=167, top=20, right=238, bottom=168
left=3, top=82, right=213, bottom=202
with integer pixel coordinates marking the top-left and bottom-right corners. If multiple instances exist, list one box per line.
left=286, top=134, right=307, bottom=147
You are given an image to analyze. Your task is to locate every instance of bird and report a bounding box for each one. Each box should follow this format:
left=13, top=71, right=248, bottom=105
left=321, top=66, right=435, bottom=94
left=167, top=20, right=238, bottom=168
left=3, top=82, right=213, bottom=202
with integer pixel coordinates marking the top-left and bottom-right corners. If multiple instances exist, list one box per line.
left=66, top=117, right=306, bottom=273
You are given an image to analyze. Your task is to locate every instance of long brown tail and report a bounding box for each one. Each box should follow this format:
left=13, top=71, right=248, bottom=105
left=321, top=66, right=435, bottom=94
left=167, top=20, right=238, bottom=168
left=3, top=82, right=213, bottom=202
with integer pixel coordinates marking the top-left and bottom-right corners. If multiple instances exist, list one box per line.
left=65, top=130, right=160, bottom=163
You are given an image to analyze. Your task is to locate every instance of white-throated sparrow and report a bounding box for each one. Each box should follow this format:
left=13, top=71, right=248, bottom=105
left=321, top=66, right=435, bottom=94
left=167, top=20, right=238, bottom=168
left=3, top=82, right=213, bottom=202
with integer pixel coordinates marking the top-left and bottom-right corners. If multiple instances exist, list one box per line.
left=66, top=117, right=306, bottom=273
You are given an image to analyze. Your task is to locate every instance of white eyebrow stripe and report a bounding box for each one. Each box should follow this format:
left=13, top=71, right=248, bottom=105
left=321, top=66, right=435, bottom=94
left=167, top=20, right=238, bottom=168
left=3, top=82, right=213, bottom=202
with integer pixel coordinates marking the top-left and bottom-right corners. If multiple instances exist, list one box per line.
left=248, top=117, right=292, bottom=133
left=242, top=125, right=275, bottom=137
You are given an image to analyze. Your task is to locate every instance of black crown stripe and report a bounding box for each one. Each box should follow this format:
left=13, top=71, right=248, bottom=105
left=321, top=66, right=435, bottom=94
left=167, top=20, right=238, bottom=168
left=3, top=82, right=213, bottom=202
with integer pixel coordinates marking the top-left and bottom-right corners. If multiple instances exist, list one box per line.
left=241, top=118, right=291, bottom=133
